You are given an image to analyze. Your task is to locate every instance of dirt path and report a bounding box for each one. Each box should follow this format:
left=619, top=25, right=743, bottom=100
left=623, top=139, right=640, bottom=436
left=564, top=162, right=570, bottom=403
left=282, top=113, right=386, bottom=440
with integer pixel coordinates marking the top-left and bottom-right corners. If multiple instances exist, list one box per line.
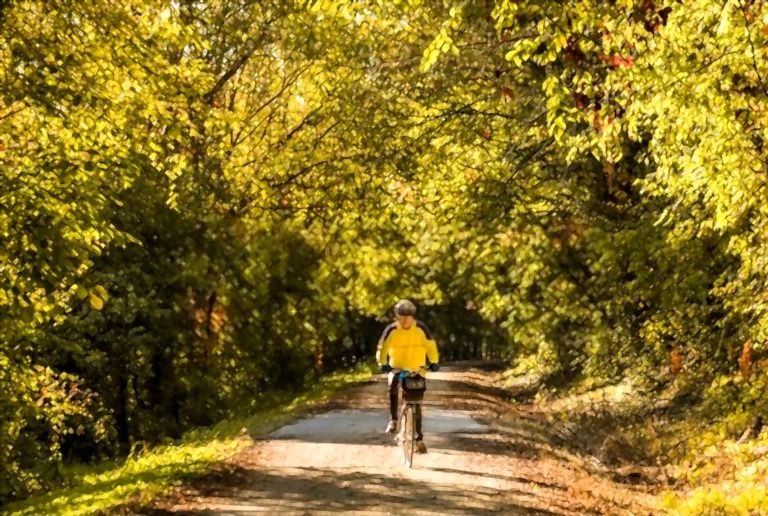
left=148, top=363, right=656, bottom=515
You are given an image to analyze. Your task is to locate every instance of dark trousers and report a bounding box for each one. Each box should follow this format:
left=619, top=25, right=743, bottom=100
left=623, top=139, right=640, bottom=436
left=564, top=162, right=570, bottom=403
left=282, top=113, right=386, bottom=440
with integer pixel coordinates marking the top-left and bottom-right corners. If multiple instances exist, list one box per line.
left=388, top=372, right=423, bottom=440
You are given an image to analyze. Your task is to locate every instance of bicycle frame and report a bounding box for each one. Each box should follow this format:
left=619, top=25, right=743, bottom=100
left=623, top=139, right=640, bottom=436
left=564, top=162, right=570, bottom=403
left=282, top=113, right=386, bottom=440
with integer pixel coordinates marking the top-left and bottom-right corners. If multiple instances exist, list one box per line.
left=392, top=368, right=426, bottom=468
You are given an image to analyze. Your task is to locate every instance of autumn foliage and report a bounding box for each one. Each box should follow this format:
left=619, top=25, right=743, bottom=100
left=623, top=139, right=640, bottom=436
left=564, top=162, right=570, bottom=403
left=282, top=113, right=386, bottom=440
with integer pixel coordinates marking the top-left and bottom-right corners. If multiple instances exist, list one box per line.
left=2, top=0, right=768, bottom=508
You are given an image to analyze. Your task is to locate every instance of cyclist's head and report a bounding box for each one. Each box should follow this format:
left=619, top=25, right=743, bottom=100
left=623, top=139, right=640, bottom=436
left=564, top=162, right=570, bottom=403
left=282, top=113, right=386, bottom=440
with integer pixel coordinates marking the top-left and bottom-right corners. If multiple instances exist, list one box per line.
left=394, top=299, right=417, bottom=316
left=394, top=299, right=416, bottom=328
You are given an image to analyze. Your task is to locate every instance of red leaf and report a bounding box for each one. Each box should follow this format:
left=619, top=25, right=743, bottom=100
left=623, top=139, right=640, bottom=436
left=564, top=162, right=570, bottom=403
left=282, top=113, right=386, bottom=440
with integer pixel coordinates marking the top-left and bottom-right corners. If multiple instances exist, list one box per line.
left=739, top=341, right=753, bottom=379
left=572, top=92, right=588, bottom=110
left=606, top=54, right=634, bottom=68
left=670, top=350, right=683, bottom=374
left=500, top=86, right=513, bottom=103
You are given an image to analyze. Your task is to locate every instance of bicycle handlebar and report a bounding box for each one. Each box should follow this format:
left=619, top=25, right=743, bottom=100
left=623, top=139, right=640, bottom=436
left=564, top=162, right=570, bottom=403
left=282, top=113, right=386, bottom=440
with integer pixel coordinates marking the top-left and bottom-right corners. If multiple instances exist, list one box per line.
left=379, top=364, right=440, bottom=374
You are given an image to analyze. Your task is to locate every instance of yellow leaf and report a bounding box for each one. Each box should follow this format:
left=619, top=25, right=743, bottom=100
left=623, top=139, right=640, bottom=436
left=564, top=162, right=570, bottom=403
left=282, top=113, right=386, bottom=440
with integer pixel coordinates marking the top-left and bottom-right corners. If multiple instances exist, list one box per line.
left=89, top=293, right=105, bottom=310
left=94, top=285, right=109, bottom=300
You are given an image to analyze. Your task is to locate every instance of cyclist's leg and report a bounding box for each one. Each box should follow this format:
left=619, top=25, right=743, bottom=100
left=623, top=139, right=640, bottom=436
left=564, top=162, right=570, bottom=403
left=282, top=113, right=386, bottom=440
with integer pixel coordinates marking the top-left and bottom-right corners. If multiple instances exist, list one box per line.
left=415, top=403, right=423, bottom=440
left=414, top=403, right=427, bottom=453
left=387, top=372, right=399, bottom=421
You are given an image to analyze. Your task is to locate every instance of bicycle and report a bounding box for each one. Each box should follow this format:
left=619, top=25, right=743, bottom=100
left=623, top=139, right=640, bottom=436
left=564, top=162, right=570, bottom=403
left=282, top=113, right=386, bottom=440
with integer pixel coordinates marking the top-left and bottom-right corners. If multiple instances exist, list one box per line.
left=382, top=364, right=439, bottom=468
left=396, top=368, right=426, bottom=468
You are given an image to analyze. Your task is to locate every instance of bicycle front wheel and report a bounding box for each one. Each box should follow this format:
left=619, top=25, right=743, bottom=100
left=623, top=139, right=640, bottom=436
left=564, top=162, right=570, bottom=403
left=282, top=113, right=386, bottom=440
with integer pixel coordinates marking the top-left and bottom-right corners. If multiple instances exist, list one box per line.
left=399, top=403, right=415, bottom=468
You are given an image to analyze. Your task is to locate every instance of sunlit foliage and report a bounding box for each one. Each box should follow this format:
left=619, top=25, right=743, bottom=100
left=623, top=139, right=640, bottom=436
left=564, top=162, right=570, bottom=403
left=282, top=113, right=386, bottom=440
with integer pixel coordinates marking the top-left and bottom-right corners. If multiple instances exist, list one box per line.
left=1, top=0, right=767, bottom=508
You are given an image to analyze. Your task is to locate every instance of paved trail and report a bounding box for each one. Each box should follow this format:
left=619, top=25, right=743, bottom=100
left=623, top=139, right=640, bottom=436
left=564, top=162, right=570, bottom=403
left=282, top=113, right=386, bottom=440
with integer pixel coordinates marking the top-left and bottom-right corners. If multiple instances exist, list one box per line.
left=149, top=364, right=655, bottom=515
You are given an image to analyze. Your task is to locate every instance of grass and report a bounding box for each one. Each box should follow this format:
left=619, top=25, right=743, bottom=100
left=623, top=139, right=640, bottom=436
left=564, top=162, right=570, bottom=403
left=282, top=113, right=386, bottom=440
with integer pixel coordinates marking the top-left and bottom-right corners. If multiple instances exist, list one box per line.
left=660, top=417, right=768, bottom=515
left=2, top=365, right=374, bottom=516
left=502, top=361, right=768, bottom=515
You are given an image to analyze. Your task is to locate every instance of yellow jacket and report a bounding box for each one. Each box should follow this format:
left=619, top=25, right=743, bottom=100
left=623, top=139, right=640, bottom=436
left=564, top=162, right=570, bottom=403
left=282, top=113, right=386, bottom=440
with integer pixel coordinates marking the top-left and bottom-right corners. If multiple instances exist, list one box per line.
left=376, top=320, right=439, bottom=371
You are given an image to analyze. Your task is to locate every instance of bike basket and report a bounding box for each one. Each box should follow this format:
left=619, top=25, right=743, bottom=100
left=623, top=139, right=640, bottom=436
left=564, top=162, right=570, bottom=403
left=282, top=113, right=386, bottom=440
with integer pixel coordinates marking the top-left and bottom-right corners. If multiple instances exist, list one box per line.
left=401, top=375, right=426, bottom=401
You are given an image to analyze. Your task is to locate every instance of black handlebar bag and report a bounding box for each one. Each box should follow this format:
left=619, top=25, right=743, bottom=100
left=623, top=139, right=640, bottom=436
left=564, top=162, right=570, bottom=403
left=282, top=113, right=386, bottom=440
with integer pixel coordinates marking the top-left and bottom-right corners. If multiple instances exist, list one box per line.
left=401, top=374, right=427, bottom=401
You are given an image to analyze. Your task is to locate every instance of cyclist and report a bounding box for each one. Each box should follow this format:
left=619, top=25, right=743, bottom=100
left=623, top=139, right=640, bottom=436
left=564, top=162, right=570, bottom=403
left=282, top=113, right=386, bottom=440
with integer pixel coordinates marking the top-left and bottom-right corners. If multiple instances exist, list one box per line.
left=376, top=299, right=439, bottom=454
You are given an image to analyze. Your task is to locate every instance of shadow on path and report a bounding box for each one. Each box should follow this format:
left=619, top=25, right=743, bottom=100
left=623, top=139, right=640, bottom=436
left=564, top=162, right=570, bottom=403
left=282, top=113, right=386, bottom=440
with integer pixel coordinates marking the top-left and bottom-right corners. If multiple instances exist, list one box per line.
left=147, top=362, right=656, bottom=515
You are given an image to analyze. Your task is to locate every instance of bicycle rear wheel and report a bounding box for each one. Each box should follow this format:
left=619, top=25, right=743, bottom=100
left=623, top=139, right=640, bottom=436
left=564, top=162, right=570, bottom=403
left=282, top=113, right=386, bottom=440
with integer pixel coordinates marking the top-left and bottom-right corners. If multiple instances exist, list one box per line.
left=399, top=403, right=415, bottom=468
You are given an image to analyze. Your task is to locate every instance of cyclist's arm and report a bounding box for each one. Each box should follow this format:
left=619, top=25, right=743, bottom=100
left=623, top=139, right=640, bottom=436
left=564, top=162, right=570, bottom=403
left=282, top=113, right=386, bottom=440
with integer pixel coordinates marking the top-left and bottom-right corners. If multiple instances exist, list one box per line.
left=425, top=339, right=438, bottom=365
left=417, top=321, right=439, bottom=365
left=376, top=323, right=396, bottom=365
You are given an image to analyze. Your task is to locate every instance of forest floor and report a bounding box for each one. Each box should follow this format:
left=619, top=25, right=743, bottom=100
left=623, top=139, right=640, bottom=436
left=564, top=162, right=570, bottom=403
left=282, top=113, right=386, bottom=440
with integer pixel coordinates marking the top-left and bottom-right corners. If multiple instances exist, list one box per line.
left=145, top=362, right=660, bottom=515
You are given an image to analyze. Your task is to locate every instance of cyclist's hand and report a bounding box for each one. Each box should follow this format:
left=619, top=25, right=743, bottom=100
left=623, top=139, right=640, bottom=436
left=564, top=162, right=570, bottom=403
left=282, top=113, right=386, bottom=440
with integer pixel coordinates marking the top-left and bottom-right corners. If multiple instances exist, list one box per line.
left=428, top=363, right=440, bottom=372
left=380, top=364, right=393, bottom=373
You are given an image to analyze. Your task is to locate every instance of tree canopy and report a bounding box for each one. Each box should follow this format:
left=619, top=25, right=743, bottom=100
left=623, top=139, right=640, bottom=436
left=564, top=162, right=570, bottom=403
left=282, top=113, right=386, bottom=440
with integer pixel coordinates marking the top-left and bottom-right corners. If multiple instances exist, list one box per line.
left=1, top=0, right=767, bottom=505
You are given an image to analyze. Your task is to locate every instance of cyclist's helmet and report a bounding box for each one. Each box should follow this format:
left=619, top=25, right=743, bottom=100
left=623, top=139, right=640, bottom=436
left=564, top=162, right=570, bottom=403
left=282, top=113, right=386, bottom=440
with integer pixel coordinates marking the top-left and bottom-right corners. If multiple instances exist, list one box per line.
left=394, top=299, right=417, bottom=316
